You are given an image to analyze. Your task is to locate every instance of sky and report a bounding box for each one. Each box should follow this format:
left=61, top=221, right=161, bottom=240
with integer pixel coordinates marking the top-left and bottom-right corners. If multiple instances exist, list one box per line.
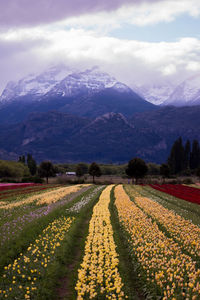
left=1, top=0, right=200, bottom=93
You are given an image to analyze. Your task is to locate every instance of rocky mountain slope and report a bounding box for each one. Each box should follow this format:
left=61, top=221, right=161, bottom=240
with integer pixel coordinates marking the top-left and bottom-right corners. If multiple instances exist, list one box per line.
left=1, top=66, right=200, bottom=164
left=0, top=106, right=200, bottom=164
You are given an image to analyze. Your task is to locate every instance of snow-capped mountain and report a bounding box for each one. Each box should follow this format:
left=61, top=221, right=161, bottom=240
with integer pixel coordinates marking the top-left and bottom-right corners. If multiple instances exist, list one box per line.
left=0, top=65, right=156, bottom=123
left=45, top=67, right=131, bottom=98
left=0, top=65, right=74, bottom=103
left=132, top=83, right=175, bottom=105
left=0, top=66, right=131, bottom=103
left=164, top=74, right=200, bottom=106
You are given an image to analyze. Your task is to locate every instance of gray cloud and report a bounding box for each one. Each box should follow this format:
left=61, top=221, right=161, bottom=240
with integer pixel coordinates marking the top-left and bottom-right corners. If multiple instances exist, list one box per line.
left=0, top=0, right=161, bottom=28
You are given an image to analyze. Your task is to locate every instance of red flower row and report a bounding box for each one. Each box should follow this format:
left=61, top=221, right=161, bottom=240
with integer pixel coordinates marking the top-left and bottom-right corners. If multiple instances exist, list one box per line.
left=0, top=183, right=36, bottom=191
left=0, top=184, right=61, bottom=201
left=150, top=184, right=200, bottom=205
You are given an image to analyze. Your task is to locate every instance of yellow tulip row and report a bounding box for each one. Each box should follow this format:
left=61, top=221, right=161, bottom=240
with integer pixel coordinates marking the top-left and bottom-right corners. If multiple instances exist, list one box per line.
left=114, top=185, right=200, bottom=299
left=0, top=185, right=88, bottom=209
left=75, top=185, right=126, bottom=299
left=128, top=187, right=200, bottom=258
left=0, top=216, right=74, bottom=299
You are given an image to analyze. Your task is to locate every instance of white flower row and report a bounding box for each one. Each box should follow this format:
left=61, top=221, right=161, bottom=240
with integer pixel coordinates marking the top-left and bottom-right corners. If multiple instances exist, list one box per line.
left=66, top=186, right=105, bottom=213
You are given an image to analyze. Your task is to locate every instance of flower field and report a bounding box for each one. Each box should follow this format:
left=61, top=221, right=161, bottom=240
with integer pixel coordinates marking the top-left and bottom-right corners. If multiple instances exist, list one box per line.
left=0, top=183, right=200, bottom=299
left=0, top=183, right=36, bottom=191
left=1, top=216, right=74, bottom=299
left=150, top=184, right=200, bottom=205
left=75, top=185, right=125, bottom=299
left=117, top=185, right=200, bottom=299
left=0, top=184, right=61, bottom=202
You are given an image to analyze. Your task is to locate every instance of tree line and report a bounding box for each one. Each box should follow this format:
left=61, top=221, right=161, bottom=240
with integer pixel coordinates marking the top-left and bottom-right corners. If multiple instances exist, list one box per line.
left=168, top=138, right=200, bottom=175
left=0, top=137, right=200, bottom=184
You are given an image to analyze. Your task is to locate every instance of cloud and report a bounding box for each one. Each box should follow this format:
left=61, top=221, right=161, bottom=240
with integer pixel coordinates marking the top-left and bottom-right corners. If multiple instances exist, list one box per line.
left=0, top=0, right=161, bottom=28
left=59, top=0, right=200, bottom=30
left=0, top=26, right=200, bottom=93
left=1, top=0, right=200, bottom=29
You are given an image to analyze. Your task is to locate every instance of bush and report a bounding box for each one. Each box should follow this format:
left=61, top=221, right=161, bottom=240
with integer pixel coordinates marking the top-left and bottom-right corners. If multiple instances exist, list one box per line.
left=21, top=176, right=44, bottom=184
left=0, top=178, right=19, bottom=183
left=56, top=176, right=85, bottom=185
left=181, top=178, right=194, bottom=184
left=0, top=160, right=30, bottom=179
left=167, top=179, right=181, bottom=184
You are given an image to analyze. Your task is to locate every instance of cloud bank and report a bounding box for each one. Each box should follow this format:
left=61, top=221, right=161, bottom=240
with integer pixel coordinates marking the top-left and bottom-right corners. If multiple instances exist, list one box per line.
left=1, top=26, right=200, bottom=92
left=1, top=0, right=200, bottom=93
left=0, top=0, right=162, bottom=28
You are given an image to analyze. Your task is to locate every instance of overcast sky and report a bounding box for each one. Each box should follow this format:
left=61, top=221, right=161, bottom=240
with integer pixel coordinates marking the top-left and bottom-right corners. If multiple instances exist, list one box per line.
left=0, top=0, right=200, bottom=92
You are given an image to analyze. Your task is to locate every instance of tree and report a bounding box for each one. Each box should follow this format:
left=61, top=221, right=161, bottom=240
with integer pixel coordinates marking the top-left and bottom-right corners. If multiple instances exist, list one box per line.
left=147, top=163, right=160, bottom=175
left=89, top=162, right=102, bottom=183
left=0, top=160, right=30, bottom=179
left=160, top=163, right=170, bottom=183
left=196, top=167, right=200, bottom=179
left=76, top=163, right=88, bottom=176
left=27, top=154, right=37, bottom=176
left=18, top=155, right=26, bottom=164
left=38, top=161, right=55, bottom=184
left=126, top=157, right=148, bottom=184
left=183, top=140, right=191, bottom=170
left=190, top=140, right=200, bottom=170
left=168, top=137, right=184, bottom=174
left=76, top=164, right=84, bottom=178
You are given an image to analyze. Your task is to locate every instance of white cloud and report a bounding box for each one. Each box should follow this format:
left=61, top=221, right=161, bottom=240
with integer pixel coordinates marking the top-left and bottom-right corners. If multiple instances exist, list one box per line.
left=1, top=25, right=200, bottom=92
left=55, top=0, right=200, bottom=31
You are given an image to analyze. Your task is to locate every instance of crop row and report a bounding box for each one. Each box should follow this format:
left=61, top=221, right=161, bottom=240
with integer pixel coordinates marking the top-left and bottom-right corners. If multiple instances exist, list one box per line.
left=75, top=185, right=125, bottom=299
left=126, top=186, right=200, bottom=259
left=0, top=184, right=61, bottom=201
left=0, top=185, right=89, bottom=209
left=0, top=183, right=36, bottom=191
left=0, top=185, right=93, bottom=247
left=150, top=184, right=200, bottom=205
left=115, top=185, right=200, bottom=299
left=0, top=216, right=74, bottom=299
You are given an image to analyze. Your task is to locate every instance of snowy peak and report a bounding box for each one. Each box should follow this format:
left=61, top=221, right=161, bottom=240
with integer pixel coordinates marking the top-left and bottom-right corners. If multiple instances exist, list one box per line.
left=132, top=83, right=175, bottom=105
left=164, top=74, right=200, bottom=106
left=47, top=67, right=130, bottom=98
left=0, top=65, right=74, bottom=102
left=0, top=66, right=132, bottom=102
left=131, top=75, right=200, bottom=106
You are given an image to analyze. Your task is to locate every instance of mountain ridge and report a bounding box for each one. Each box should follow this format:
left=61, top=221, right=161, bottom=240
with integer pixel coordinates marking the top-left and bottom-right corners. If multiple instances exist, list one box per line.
left=0, top=66, right=156, bottom=123
left=0, top=106, right=200, bottom=163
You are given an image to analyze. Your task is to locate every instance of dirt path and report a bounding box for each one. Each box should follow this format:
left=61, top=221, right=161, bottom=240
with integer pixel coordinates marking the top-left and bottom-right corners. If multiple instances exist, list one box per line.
left=56, top=216, right=90, bottom=299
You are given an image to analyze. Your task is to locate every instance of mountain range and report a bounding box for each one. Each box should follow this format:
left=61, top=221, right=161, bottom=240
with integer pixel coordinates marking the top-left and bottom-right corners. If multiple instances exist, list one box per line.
left=134, top=73, right=200, bottom=106
left=0, top=106, right=200, bottom=164
left=0, top=66, right=200, bottom=164
left=0, top=66, right=155, bottom=124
